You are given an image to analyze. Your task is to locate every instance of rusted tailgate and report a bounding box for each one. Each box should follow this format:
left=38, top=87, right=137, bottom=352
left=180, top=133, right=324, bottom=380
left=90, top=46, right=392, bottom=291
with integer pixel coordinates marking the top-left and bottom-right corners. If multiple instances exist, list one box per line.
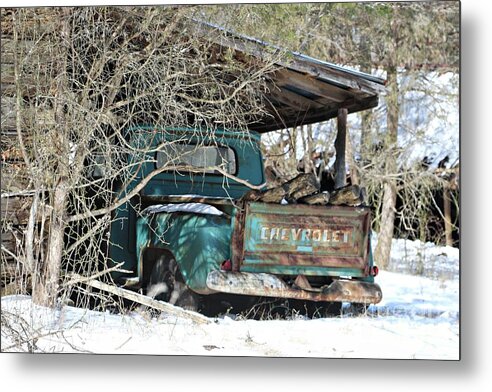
left=232, top=202, right=372, bottom=277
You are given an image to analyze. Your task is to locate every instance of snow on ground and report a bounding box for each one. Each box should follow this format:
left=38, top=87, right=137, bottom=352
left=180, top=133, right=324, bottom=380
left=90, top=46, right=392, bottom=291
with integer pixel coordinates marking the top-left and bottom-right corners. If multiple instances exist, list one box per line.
left=1, top=238, right=459, bottom=359
left=373, top=233, right=460, bottom=281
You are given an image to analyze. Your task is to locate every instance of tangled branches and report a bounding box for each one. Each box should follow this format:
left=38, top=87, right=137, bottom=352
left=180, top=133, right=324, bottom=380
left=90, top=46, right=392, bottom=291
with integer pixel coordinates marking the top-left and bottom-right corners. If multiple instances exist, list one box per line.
left=1, top=6, right=279, bottom=306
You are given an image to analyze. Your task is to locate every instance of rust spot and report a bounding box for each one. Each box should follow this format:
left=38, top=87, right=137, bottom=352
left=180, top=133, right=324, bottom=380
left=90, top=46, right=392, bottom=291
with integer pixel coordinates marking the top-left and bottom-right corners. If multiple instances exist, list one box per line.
left=232, top=202, right=373, bottom=277
left=207, top=271, right=382, bottom=304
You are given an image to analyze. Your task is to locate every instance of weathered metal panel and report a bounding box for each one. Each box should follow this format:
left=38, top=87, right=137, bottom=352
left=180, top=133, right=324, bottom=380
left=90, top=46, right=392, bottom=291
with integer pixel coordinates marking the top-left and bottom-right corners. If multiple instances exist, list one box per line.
left=207, top=270, right=382, bottom=304
left=238, top=265, right=368, bottom=278
left=231, top=204, right=245, bottom=272
left=135, top=210, right=233, bottom=294
left=239, top=202, right=371, bottom=274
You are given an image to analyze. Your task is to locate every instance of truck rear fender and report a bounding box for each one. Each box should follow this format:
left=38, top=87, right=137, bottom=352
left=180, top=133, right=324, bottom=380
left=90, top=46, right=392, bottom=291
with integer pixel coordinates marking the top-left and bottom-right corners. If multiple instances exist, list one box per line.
left=136, top=211, right=233, bottom=294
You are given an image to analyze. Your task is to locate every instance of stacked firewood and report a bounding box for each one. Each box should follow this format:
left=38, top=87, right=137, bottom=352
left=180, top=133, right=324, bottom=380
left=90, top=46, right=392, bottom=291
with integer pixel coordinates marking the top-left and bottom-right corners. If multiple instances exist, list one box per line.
left=243, top=173, right=366, bottom=207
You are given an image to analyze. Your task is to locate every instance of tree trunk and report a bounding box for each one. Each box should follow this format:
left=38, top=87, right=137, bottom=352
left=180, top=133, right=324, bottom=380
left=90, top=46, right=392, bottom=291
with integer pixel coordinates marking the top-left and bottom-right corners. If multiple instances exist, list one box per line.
left=419, top=210, right=428, bottom=244
left=301, top=125, right=314, bottom=174
left=374, top=182, right=397, bottom=269
left=290, top=126, right=298, bottom=171
left=346, top=128, right=359, bottom=185
left=374, top=63, right=399, bottom=270
left=359, top=33, right=373, bottom=173
left=443, top=185, right=453, bottom=246
left=32, top=8, right=72, bottom=307
left=33, top=181, right=69, bottom=307
left=25, top=191, right=39, bottom=274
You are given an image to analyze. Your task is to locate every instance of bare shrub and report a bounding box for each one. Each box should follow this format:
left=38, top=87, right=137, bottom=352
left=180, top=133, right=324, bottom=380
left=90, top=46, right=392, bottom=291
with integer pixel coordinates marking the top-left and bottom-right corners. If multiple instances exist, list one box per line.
left=1, top=6, right=278, bottom=307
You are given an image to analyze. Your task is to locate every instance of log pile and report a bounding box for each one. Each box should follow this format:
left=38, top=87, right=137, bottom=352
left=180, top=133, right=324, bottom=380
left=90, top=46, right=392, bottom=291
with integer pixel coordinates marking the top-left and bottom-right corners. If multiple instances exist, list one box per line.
left=243, top=173, right=320, bottom=203
left=243, top=172, right=366, bottom=207
left=329, top=184, right=367, bottom=207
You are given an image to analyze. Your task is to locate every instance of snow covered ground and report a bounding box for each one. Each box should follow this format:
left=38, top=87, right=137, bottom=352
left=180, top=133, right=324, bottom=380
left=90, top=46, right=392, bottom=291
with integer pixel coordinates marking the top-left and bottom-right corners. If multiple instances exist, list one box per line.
left=1, top=237, right=459, bottom=360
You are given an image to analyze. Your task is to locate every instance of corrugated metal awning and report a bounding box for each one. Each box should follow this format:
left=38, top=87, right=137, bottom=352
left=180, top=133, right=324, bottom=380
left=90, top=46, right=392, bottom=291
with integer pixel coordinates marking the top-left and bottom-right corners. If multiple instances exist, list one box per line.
left=194, top=20, right=386, bottom=133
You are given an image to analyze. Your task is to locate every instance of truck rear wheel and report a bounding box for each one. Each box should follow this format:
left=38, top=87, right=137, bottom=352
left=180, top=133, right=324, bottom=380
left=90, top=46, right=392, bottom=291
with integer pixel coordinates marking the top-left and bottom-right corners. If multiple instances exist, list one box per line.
left=145, top=251, right=201, bottom=312
left=146, top=254, right=174, bottom=302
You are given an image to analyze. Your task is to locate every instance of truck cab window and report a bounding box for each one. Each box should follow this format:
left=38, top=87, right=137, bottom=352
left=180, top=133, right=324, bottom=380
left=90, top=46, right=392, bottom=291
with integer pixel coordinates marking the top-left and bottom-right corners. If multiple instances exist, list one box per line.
left=156, top=144, right=237, bottom=174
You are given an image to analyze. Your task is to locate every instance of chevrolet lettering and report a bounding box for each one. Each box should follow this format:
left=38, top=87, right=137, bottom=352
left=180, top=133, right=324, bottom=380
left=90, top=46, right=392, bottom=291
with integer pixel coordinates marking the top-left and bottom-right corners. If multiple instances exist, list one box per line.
left=259, top=226, right=351, bottom=244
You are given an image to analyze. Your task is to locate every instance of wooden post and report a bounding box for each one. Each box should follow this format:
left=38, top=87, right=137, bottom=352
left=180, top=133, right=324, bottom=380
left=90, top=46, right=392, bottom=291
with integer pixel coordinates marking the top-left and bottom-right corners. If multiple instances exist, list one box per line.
left=334, top=108, right=348, bottom=189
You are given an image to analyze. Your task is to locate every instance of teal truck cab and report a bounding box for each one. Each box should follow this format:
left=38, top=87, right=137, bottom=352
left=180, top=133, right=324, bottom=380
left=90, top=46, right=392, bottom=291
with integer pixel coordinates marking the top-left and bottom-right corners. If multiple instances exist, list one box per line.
left=110, top=126, right=382, bottom=313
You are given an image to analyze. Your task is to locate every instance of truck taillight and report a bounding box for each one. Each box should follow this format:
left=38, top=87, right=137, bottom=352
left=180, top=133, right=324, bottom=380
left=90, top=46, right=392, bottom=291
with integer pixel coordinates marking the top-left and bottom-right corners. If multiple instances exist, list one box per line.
left=221, top=259, right=232, bottom=271
left=371, top=266, right=379, bottom=277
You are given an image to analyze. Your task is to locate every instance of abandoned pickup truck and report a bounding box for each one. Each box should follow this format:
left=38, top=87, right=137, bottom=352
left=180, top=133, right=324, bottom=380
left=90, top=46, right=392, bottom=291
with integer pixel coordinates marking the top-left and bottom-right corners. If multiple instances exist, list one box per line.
left=109, top=126, right=382, bottom=314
